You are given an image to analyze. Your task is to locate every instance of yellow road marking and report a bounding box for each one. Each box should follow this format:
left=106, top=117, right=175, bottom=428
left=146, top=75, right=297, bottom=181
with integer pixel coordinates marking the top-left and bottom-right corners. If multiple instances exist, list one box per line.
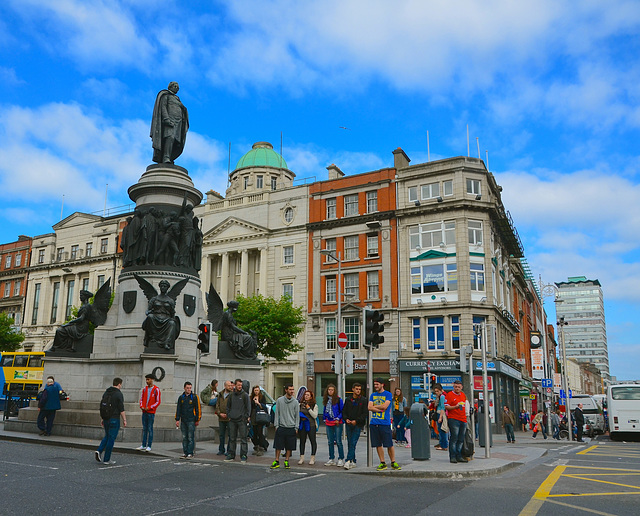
left=564, top=465, right=640, bottom=472
left=570, top=472, right=640, bottom=476
left=579, top=452, right=640, bottom=458
left=563, top=474, right=640, bottom=490
left=544, top=498, right=617, bottom=515
left=577, top=445, right=599, bottom=455
left=519, top=465, right=566, bottom=516
left=548, top=492, right=640, bottom=498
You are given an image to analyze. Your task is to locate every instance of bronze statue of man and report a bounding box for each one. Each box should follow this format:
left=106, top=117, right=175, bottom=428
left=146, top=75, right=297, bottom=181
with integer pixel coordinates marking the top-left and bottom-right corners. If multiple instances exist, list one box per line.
left=150, top=81, right=189, bottom=164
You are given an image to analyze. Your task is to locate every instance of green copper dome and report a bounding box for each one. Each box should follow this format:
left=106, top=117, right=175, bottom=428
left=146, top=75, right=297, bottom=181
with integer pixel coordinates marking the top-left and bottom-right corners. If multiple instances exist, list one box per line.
left=235, top=142, right=287, bottom=170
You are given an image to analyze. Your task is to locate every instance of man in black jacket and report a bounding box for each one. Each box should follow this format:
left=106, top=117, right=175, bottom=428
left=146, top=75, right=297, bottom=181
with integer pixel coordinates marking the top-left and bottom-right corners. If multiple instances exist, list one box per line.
left=224, top=378, right=251, bottom=463
left=343, top=383, right=368, bottom=470
left=574, top=403, right=585, bottom=442
left=95, top=378, right=126, bottom=465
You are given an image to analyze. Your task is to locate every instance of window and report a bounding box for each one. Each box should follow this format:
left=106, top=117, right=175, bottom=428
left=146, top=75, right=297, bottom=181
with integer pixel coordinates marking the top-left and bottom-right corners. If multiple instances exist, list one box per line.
left=254, top=253, right=261, bottom=273
left=71, top=244, right=79, bottom=260
left=32, top=283, right=41, bottom=325
left=100, top=238, right=108, bottom=253
left=412, top=318, right=421, bottom=351
left=97, top=275, right=105, bottom=288
left=344, top=235, right=359, bottom=260
left=82, top=278, right=90, bottom=291
left=427, top=317, right=445, bottom=350
left=326, top=318, right=337, bottom=350
left=451, top=316, right=460, bottom=349
left=409, top=221, right=455, bottom=250
left=13, top=280, right=21, bottom=296
left=444, top=180, right=453, bottom=196
left=326, top=276, right=336, bottom=303
left=326, top=198, right=336, bottom=219
left=256, top=175, right=263, bottom=189
left=15, top=253, right=21, bottom=267
left=50, top=282, right=60, bottom=324
left=470, top=263, right=485, bottom=291
left=282, top=283, right=293, bottom=300
left=467, top=178, right=481, bottom=195
left=283, top=245, right=294, bottom=265
left=65, top=280, right=75, bottom=319
left=271, top=177, right=277, bottom=191
left=56, top=248, right=64, bottom=261
left=3, top=282, right=9, bottom=297
left=366, top=191, right=378, bottom=213
left=86, top=242, right=92, bottom=257
left=367, top=271, right=379, bottom=299
left=5, top=255, right=11, bottom=268
left=344, top=273, right=359, bottom=299
left=367, top=234, right=379, bottom=257
left=421, top=182, right=440, bottom=199
left=408, top=186, right=418, bottom=202
left=284, top=207, right=294, bottom=223
left=473, top=316, right=486, bottom=350
left=344, top=317, right=360, bottom=350
left=38, top=249, right=45, bottom=264
left=344, top=194, right=358, bottom=216
left=243, top=176, right=249, bottom=190
left=469, top=220, right=483, bottom=245
left=411, top=262, right=458, bottom=294
left=235, top=258, right=241, bottom=275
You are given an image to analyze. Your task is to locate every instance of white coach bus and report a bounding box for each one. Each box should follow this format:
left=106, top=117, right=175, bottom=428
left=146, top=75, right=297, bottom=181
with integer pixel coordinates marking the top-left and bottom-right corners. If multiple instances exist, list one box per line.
left=608, top=383, right=640, bottom=441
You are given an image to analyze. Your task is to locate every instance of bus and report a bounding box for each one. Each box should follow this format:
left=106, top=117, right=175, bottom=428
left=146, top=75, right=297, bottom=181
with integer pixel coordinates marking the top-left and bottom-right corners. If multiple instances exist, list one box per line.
left=607, top=383, right=640, bottom=441
left=1, top=352, right=45, bottom=415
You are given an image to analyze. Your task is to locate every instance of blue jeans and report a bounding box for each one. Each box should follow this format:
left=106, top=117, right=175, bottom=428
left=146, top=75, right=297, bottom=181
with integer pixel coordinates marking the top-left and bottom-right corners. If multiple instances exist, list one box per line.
left=448, top=418, right=467, bottom=460
left=98, top=418, right=120, bottom=462
left=218, top=420, right=229, bottom=454
left=141, top=412, right=155, bottom=447
left=505, top=423, right=515, bottom=442
left=326, top=424, right=344, bottom=460
left=437, top=420, right=449, bottom=449
left=208, top=397, right=218, bottom=407
left=345, top=424, right=361, bottom=462
left=180, top=420, right=196, bottom=455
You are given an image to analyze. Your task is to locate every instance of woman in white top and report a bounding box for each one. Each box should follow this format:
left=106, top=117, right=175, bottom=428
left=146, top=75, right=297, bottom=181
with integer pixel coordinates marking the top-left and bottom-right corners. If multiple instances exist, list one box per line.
left=298, top=390, right=318, bottom=465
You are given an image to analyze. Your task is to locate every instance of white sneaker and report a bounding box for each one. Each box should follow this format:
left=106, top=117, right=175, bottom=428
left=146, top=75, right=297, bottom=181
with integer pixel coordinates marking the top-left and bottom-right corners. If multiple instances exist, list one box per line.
left=324, top=459, right=336, bottom=466
left=344, top=460, right=351, bottom=469
left=337, top=459, right=344, bottom=467
left=137, top=446, right=146, bottom=451
left=145, top=447, right=152, bottom=452
left=349, top=462, right=356, bottom=469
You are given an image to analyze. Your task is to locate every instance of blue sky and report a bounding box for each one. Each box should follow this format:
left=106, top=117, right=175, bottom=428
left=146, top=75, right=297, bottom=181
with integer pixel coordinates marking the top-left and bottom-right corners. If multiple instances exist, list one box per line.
left=2, top=1, right=639, bottom=380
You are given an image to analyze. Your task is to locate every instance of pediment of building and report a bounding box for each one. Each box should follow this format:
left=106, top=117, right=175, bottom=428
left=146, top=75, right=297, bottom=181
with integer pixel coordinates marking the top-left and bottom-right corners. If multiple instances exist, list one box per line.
left=53, top=212, right=103, bottom=230
left=203, top=217, right=270, bottom=244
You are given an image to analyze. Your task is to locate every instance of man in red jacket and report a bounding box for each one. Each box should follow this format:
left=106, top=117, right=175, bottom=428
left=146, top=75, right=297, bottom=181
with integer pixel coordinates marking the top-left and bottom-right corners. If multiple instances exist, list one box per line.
left=138, top=373, right=162, bottom=452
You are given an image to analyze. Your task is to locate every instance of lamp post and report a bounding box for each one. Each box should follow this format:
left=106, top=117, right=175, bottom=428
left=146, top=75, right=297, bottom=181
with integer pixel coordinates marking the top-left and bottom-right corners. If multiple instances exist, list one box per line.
left=557, top=314, right=573, bottom=441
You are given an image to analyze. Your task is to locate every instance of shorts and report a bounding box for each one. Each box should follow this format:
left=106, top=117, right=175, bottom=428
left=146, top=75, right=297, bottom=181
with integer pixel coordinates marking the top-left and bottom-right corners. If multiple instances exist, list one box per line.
left=370, top=424, right=393, bottom=448
left=274, top=427, right=297, bottom=451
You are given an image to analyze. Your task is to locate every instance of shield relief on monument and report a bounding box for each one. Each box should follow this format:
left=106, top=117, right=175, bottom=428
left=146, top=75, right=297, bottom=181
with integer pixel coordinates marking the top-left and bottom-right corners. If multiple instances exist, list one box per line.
left=183, top=294, right=196, bottom=317
left=123, top=291, right=137, bottom=313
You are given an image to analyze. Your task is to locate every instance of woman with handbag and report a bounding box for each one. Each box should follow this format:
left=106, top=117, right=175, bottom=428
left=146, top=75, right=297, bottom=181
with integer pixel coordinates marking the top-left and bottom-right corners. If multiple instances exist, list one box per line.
left=298, top=390, right=318, bottom=465
left=250, top=385, right=270, bottom=456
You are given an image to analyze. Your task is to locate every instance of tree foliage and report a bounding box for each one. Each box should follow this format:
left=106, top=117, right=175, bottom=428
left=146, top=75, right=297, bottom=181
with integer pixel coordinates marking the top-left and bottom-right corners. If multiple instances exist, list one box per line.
left=233, top=294, right=305, bottom=361
left=0, top=312, right=25, bottom=352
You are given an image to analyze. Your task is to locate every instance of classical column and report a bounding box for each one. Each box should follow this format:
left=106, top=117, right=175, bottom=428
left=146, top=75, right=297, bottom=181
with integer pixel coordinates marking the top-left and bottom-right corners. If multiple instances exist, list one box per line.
left=220, top=251, right=229, bottom=303
left=240, top=249, right=249, bottom=297
left=201, top=254, right=211, bottom=292
left=259, top=247, right=268, bottom=295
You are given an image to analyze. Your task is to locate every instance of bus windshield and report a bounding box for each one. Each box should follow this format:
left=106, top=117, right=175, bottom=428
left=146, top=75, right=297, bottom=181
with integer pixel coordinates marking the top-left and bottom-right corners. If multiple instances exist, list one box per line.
left=611, top=386, right=640, bottom=401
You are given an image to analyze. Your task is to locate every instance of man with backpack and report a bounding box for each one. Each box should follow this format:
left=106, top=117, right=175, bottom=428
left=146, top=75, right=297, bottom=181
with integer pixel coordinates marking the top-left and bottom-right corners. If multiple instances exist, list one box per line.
left=95, top=377, right=126, bottom=465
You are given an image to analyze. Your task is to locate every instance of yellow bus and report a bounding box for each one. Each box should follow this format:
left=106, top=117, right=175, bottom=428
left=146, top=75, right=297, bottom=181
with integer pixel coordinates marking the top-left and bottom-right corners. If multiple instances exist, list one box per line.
left=1, top=351, right=45, bottom=396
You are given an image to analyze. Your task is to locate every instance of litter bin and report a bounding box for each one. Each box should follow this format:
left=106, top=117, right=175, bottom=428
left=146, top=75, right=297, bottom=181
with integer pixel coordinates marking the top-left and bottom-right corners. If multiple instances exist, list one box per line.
left=478, top=403, right=493, bottom=448
left=410, top=402, right=430, bottom=460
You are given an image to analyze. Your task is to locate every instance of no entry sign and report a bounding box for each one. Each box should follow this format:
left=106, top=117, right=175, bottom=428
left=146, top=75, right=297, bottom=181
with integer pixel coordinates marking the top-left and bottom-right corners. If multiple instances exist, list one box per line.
left=338, top=332, right=348, bottom=348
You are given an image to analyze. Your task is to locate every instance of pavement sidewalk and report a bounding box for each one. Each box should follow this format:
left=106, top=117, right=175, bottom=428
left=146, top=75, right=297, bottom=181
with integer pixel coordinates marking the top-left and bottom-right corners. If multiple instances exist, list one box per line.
left=0, top=420, right=588, bottom=479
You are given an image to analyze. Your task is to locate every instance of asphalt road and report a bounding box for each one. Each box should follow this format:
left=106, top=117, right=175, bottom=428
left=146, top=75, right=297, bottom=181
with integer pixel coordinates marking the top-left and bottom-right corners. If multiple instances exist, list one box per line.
left=2, top=436, right=639, bottom=515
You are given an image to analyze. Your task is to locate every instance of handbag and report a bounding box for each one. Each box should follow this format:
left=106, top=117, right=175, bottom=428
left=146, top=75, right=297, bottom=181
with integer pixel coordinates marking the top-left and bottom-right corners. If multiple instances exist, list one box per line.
left=441, top=412, right=449, bottom=433
left=255, top=409, right=270, bottom=425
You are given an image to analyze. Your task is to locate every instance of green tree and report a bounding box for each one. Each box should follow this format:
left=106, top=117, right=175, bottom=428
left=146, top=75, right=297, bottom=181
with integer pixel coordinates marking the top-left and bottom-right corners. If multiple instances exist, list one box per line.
left=233, top=294, right=305, bottom=361
left=0, top=312, right=25, bottom=352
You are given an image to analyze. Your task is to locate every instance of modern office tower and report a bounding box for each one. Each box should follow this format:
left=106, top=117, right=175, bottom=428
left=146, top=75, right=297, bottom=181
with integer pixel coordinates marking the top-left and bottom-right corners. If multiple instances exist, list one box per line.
left=555, top=276, right=609, bottom=382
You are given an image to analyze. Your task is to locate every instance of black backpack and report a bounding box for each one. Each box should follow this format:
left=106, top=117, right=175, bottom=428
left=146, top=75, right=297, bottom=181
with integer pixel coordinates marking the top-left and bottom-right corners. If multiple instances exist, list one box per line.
left=100, top=390, right=114, bottom=419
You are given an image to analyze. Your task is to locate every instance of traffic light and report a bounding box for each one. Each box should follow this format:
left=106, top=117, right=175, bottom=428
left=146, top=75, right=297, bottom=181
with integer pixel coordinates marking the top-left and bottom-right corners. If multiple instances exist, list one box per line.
left=430, top=374, right=437, bottom=388
left=455, top=345, right=473, bottom=373
left=364, top=310, right=385, bottom=349
left=197, top=322, right=211, bottom=353
left=332, top=352, right=342, bottom=374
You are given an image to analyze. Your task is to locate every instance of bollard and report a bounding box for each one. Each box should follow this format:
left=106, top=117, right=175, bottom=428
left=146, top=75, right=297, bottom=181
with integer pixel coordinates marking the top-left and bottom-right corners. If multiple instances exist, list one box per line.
left=410, top=402, right=430, bottom=460
left=478, top=403, right=493, bottom=448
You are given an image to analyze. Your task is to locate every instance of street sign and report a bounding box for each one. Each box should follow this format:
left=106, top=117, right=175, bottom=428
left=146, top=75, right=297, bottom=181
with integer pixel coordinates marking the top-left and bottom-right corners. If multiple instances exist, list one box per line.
left=337, top=332, right=348, bottom=348
left=546, top=387, right=552, bottom=395
left=541, top=378, right=552, bottom=388
left=473, top=375, right=494, bottom=391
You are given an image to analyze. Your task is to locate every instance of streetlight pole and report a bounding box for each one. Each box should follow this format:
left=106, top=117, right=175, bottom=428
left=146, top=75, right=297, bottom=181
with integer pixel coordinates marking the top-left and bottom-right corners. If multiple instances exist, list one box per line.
left=321, top=250, right=345, bottom=400
left=558, top=315, right=573, bottom=441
